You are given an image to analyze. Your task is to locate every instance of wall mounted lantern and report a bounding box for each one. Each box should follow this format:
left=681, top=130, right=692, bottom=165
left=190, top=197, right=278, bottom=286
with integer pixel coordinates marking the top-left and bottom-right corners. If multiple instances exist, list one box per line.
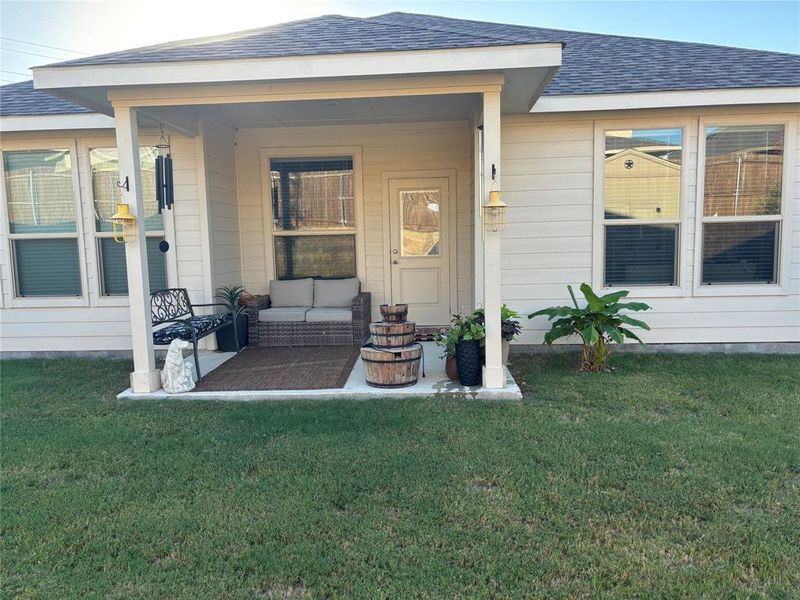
left=110, top=203, right=137, bottom=243
left=483, top=163, right=507, bottom=232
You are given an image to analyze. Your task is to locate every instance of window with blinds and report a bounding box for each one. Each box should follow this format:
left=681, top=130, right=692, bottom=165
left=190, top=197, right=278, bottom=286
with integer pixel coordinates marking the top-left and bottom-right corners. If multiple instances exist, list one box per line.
left=269, top=157, right=356, bottom=280
left=3, top=149, right=83, bottom=297
left=603, top=128, right=683, bottom=286
left=90, top=147, right=166, bottom=295
left=700, top=125, right=784, bottom=285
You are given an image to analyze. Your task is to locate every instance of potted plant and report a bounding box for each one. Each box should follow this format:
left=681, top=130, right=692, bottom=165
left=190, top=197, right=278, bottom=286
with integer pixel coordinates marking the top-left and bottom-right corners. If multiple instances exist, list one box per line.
left=433, top=326, right=460, bottom=381
left=469, top=305, right=522, bottom=365
left=451, top=312, right=485, bottom=386
left=528, top=283, right=651, bottom=372
left=215, top=285, right=249, bottom=351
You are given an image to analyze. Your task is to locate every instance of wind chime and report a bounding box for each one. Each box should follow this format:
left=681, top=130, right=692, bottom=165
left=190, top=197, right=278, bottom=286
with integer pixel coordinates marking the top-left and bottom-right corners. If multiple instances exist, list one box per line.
left=155, top=124, right=174, bottom=213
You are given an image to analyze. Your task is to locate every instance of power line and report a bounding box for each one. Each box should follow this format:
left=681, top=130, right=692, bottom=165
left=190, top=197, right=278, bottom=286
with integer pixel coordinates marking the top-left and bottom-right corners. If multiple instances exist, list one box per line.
left=4, top=12, right=85, bottom=33
left=1, top=46, right=68, bottom=61
left=1, top=69, right=31, bottom=77
left=0, top=36, right=87, bottom=56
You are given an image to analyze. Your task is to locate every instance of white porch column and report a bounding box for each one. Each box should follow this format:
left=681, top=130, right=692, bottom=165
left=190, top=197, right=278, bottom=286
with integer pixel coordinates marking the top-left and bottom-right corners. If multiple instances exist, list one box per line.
left=481, top=91, right=505, bottom=389
left=114, top=106, right=160, bottom=392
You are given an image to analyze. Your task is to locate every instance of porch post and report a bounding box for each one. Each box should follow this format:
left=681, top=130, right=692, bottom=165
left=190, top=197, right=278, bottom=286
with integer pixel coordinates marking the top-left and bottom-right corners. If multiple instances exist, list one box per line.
left=481, top=91, right=505, bottom=389
left=114, top=106, right=160, bottom=393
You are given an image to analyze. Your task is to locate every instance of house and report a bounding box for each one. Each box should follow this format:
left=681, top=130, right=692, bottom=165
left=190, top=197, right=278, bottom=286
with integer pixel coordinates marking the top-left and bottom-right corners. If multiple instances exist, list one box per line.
left=0, top=12, right=798, bottom=393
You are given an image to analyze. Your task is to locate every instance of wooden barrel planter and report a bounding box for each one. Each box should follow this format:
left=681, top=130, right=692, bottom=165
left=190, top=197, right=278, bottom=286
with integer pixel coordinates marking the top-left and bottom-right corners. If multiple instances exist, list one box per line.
left=379, top=304, right=408, bottom=323
left=361, top=343, right=423, bottom=388
left=369, top=321, right=415, bottom=349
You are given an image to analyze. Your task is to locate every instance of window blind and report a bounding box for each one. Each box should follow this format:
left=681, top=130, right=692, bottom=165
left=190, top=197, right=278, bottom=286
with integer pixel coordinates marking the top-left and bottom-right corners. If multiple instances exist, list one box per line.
left=605, top=224, right=678, bottom=286
left=702, top=222, right=778, bottom=284
left=274, top=235, right=356, bottom=280
left=99, top=237, right=167, bottom=295
left=13, top=238, right=81, bottom=296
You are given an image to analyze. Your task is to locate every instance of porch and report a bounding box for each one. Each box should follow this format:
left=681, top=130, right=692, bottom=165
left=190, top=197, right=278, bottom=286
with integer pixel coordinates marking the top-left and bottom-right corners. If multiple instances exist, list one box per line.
left=33, top=49, right=561, bottom=396
left=117, top=342, right=522, bottom=401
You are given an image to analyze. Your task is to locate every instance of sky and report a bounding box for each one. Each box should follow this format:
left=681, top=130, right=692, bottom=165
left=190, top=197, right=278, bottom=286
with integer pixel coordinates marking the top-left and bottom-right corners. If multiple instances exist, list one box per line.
left=1, top=0, right=798, bottom=84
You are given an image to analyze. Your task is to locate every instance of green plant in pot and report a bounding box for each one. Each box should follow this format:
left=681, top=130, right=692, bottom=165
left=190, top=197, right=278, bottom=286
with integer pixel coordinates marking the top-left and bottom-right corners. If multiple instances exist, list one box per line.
left=452, top=312, right=485, bottom=386
left=214, top=285, right=249, bottom=352
left=470, top=305, right=522, bottom=365
left=433, top=327, right=460, bottom=381
left=528, top=283, right=651, bottom=372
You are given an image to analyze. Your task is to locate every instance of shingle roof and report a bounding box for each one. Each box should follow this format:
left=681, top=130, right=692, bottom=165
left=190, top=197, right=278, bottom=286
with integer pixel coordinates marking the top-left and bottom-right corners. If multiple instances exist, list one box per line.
left=368, top=13, right=800, bottom=96
left=3, top=12, right=798, bottom=118
left=0, top=80, right=93, bottom=116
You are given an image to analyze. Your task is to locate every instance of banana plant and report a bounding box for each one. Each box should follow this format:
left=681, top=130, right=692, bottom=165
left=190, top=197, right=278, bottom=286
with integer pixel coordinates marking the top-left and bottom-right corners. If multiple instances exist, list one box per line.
left=528, top=283, right=651, bottom=371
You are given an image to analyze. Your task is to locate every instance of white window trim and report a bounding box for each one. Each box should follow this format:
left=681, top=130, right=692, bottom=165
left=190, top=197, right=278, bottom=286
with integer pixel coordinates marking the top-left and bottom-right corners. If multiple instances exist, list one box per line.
left=692, top=114, right=797, bottom=297
left=258, top=146, right=365, bottom=286
left=78, top=136, right=177, bottom=307
left=592, top=117, right=694, bottom=298
left=0, top=139, right=90, bottom=308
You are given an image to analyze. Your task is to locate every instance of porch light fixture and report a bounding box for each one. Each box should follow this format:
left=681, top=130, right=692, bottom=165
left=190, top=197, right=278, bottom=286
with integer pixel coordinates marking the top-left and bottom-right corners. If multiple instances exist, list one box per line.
left=483, top=163, right=507, bottom=232
left=110, top=203, right=137, bottom=243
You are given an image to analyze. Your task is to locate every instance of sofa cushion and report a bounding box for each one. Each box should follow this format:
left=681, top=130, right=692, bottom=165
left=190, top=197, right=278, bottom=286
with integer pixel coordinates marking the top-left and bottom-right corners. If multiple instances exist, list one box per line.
left=305, top=307, right=352, bottom=322
left=258, top=307, right=311, bottom=322
left=313, top=277, right=360, bottom=307
left=269, top=278, right=313, bottom=307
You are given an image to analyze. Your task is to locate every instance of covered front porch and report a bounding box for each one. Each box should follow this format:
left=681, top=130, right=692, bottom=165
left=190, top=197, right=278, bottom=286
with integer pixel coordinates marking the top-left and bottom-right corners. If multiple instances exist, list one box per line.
left=33, top=45, right=560, bottom=397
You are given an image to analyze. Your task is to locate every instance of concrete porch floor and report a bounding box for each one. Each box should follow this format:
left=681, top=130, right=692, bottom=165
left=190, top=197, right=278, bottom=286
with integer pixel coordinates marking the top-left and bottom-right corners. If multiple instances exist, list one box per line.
left=117, top=342, right=522, bottom=401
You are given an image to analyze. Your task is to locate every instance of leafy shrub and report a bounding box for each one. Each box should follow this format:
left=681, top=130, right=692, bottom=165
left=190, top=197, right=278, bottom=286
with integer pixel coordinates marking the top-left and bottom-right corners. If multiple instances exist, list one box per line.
left=528, top=283, right=651, bottom=371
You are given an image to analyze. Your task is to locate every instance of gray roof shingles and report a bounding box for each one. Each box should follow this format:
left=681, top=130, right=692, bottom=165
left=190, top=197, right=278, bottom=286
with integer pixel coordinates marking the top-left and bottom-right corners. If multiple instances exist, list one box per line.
left=0, top=80, right=93, bottom=116
left=2, top=12, right=798, bottom=116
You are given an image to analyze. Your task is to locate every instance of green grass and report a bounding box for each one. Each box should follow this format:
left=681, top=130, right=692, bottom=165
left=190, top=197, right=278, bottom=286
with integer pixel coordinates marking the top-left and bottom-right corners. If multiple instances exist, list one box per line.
left=2, top=353, right=799, bottom=599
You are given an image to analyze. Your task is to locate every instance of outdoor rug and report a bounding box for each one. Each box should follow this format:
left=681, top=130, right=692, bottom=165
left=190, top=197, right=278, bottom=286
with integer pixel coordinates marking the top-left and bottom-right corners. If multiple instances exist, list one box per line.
left=194, top=346, right=361, bottom=391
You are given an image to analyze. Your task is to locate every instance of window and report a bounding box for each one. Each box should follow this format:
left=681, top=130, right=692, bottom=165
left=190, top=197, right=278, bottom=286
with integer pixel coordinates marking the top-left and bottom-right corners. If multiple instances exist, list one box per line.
left=90, top=147, right=167, bottom=295
left=400, top=189, right=441, bottom=256
left=602, top=128, right=683, bottom=286
left=3, top=149, right=82, bottom=297
left=270, top=157, right=356, bottom=279
left=700, top=125, right=784, bottom=285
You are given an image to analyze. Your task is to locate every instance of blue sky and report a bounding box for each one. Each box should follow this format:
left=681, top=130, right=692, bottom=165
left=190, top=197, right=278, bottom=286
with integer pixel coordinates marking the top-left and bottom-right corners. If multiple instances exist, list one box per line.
left=1, top=0, right=798, bottom=84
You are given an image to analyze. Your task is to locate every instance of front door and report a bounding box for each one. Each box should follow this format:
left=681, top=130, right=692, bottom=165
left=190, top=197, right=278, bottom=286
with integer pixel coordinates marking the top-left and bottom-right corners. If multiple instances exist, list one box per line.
left=388, top=177, right=451, bottom=325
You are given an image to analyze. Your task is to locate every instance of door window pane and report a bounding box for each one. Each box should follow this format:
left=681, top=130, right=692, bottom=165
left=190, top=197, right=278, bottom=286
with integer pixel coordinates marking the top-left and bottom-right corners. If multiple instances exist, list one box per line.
left=605, top=224, right=678, bottom=286
left=274, top=235, right=356, bottom=280
left=703, top=125, right=784, bottom=217
left=702, top=222, right=778, bottom=284
left=270, top=158, right=354, bottom=231
left=4, top=150, right=76, bottom=233
left=98, top=237, right=167, bottom=295
left=604, top=128, right=682, bottom=220
left=400, top=189, right=441, bottom=256
left=90, top=147, right=162, bottom=232
left=13, top=238, right=81, bottom=296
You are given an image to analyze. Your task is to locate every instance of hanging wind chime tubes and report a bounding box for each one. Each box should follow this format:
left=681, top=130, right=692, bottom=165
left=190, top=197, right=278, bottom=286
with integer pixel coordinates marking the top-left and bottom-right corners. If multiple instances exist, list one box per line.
left=155, top=125, right=174, bottom=213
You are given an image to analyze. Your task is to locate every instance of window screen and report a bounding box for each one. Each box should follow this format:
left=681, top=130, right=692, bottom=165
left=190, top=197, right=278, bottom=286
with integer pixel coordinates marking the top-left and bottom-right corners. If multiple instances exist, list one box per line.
left=603, top=128, right=682, bottom=286
left=701, top=125, right=784, bottom=285
left=99, top=237, right=167, bottom=295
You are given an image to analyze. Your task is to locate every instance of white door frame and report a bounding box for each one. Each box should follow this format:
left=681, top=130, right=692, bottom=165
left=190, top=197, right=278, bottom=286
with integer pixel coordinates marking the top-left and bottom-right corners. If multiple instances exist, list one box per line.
left=381, top=169, right=457, bottom=323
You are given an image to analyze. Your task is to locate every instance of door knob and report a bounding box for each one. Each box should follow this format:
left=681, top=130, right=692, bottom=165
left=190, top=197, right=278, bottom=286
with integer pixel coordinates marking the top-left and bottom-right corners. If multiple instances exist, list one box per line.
left=392, top=260, right=398, bottom=264
left=392, top=249, right=399, bottom=255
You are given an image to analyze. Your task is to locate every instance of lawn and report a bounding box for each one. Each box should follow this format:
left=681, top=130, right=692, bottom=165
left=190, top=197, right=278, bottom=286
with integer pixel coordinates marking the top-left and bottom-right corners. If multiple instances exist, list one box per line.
left=2, top=353, right=799, bottom=599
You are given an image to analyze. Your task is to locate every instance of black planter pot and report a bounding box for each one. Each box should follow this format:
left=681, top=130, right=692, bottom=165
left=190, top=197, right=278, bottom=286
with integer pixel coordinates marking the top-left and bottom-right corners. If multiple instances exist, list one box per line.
left=455, top=339, right=482, bottom=387
left=216, top=314, right=248, bottom=351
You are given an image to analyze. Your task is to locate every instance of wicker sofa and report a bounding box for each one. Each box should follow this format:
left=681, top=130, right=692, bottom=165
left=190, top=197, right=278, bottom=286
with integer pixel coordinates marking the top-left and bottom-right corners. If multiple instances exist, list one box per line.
left=244, top=277, right=371, bottom=347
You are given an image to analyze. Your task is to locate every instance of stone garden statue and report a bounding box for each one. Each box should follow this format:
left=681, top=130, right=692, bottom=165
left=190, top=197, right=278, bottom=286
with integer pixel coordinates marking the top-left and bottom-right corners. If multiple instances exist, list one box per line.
left=161, top=339, right=196, bottom=393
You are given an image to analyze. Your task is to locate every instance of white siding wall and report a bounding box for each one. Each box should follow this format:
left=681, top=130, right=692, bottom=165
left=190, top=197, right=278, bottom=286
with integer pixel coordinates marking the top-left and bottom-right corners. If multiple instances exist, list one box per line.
left=0, top=128, right=208, bottom=353
left=503, top=104, right=800, bottom=344
left=235, top=120, right=474, bottom=319
left=201, top=117, right=242, bottom=290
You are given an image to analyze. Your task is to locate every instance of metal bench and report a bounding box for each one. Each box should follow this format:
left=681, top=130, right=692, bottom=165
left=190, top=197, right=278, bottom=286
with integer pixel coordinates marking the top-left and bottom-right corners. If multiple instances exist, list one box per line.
left=151, top=288, right=239, bottom=380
